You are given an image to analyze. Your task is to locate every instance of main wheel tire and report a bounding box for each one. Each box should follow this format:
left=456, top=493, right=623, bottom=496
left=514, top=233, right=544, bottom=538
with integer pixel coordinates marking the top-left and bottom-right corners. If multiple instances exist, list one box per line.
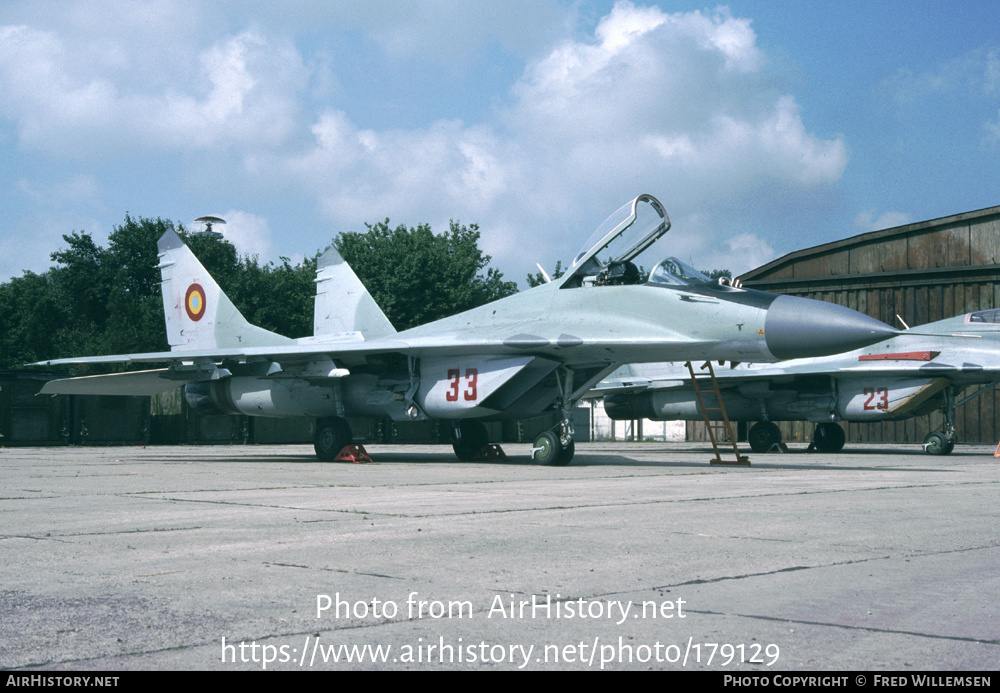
left=452, top=420, right=489, bottom=461
left=314, top=417, right=353, bottom=461
left=923, top=431, right=955, bottom=455
left=813, top=422, right=846, bottom=453
left=748, top=421, right=781, bottom=453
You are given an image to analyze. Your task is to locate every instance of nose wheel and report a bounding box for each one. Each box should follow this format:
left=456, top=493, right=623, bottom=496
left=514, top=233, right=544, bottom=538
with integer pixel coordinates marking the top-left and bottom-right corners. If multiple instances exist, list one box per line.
left=530, top=367, right=578, bottom=465
left=923, top=387, right=958, bottom=455
left=532, top=430, right=575, bottom=466
left=923, top=431, right=956, bottom=455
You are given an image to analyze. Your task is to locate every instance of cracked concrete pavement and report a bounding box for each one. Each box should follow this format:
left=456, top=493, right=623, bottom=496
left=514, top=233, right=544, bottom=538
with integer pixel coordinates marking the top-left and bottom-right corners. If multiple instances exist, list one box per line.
left=2, top=442, right=998, bottom=670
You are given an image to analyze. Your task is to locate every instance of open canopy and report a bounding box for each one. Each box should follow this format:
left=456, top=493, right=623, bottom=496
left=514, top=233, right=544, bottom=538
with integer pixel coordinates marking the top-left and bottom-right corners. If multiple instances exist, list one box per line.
left=559, top=194, right=670, bottom=287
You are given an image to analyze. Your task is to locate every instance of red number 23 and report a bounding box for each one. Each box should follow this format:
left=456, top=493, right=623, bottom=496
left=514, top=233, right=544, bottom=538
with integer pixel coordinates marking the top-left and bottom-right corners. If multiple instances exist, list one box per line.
left=863, top=387, right=889, bottom=411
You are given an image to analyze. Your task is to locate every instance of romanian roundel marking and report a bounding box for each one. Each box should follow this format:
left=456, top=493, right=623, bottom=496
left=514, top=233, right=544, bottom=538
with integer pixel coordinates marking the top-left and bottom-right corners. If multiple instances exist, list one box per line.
left=185, top=283, right=206, bottom=322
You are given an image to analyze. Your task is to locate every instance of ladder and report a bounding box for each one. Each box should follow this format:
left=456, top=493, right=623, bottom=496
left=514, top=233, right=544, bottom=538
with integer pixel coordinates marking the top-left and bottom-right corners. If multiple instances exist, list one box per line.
left=685, top=361, right=750, bottom=466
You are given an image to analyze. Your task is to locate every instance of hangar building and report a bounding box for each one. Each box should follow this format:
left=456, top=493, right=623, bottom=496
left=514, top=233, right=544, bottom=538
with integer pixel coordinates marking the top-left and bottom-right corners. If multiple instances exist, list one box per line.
left=733, top=204, right=1000, bottom=446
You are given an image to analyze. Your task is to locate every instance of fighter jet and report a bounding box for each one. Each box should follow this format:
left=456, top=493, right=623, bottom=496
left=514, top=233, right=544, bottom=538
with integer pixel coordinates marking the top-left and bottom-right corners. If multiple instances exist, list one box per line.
left=596, top=309, right=1000, bottom=455
left=33, top=194, right=896, bottom=464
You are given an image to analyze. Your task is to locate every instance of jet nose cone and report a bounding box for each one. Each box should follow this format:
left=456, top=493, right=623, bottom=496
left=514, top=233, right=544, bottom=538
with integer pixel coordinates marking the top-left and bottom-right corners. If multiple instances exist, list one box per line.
left=764, top=294, right=898, bottom=359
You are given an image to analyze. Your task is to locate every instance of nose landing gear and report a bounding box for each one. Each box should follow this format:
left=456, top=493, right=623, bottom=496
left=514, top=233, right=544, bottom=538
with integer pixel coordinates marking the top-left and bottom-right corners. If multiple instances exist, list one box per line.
left=923, top=388, right=957, bottom=455
left=531, top=426, right=575, bottom=466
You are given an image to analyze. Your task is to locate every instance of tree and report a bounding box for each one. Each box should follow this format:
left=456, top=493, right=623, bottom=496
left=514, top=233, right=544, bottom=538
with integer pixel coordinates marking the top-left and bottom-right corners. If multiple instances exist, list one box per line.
left=102, top=215, right=177, bottom=354
left=43, top=216, right=179, bottom=357
left=334, top=220, right=518, bottom=330
left=704, top=268, right=732, bottom=280
left=0, top=271, right=66, bottom=368
left=225, top=254, right=317, bottom=339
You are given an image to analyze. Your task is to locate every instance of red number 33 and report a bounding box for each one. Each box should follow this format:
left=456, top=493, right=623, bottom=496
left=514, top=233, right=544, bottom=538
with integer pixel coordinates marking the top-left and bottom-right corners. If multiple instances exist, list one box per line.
left=446, top=368, right=479, bottom=402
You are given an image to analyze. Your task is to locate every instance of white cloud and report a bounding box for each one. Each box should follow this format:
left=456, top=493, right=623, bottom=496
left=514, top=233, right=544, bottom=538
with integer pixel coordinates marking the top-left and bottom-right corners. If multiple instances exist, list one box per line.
left=15, top=175, right=102, bottom=209
left=0, top=24, right=306, bottom=157
left=853, top=210, right=913, bottom=233
left=986, top=112, right=1000, bottom=145
left=285, top=111, right=518, bottom=226
left=720, top=233, right=777, bottom=276
left=357, top=0, right=569, bottom=65
left=887, top=46, right=1000, bottom=103
left=0, top=1, right=850, bottom=285
left=216, top=210, right=274, bottom=261
left=885, top=45, right=1000, bottom=148
left=640, top=213, right=776, bottom=279
left=271, top=1, right=845, bottom=278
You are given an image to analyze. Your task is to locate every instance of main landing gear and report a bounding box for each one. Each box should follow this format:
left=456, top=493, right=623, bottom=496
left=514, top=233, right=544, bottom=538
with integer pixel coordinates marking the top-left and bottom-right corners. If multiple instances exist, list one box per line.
left=451, top=420, right=490, bottom=461
left=449, top=367, right=583, bottom=465
left=747, top=421, right=781, bottom=453
left=747, top=420, right=846, bottom=453
left=314, top=416, right=353, bottom=460
left=812, top=422, right=846, bottom=453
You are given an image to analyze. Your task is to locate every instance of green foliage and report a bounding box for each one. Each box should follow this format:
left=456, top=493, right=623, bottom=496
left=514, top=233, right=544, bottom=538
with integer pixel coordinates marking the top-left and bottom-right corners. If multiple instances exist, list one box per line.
left=0, top=216, right=178, bottom=367
left=334, top=220, right=518, bottom=330
left=227, top=254, right=318, bottom=340
left=0, top=271, right=65, bottom=367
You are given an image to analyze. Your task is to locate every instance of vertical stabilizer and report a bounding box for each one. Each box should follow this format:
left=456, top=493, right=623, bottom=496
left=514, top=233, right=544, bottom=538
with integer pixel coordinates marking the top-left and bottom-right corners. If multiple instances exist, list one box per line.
left=313, top=245, right=397, bottom=339
left=157, top=230, right=292, bottom=350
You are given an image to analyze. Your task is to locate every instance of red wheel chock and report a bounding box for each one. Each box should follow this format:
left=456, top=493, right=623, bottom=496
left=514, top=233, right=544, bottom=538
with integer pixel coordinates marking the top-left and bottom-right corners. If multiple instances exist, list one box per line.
left=474, top=444, right=507, bottom=460
left=336, top=444, right=372, bottom=463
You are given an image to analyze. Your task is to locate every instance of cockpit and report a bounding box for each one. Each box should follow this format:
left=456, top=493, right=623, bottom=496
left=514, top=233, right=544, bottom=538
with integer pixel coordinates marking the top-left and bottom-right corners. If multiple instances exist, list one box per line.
left=646, top=257, right=713, bottom=287
left=557, top=194, right=731, bottom=291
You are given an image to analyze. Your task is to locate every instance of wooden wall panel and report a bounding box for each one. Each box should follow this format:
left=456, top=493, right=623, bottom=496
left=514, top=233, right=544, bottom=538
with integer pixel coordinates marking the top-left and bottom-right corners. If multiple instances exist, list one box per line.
left=970, top=218, right=1000, bottom=265
left=850, top=238, right=908, bottom=274
left=907, top=223, right=971, bottom=268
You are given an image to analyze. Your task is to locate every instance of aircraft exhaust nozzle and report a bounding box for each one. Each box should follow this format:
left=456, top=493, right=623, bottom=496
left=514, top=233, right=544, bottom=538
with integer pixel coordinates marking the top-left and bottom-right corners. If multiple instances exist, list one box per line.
left=764, top=294, right=898, bottom=359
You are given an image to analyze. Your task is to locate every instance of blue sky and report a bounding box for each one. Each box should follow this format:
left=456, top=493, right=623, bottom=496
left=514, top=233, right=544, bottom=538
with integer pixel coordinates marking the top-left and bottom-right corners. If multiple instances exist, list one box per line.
left=2, top=0, right=999, bottom=286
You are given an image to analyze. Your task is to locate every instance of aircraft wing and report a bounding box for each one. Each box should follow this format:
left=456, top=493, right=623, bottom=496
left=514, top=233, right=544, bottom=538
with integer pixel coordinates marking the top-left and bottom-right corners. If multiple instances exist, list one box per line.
left=33, top=322, right=739, bottom=369
left=594, top=353, right=1000, bottom=395
left=40, top=369, right=198, bottom=396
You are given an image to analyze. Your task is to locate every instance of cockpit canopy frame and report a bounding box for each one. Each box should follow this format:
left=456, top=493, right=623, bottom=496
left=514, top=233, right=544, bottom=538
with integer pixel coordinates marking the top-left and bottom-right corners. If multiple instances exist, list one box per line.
left=558, top=194, right=670, bottom=288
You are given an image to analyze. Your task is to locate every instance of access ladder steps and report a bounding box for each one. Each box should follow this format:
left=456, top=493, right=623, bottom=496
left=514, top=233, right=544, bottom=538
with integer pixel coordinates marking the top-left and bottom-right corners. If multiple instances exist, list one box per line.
left=685, top=360, right=750, bottom=466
